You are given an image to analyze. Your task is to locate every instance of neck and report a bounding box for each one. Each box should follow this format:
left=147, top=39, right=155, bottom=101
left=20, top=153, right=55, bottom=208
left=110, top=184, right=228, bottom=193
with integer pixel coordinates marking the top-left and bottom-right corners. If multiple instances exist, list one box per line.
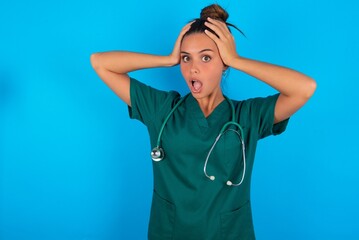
left=196, top=92, right=225, bottom=117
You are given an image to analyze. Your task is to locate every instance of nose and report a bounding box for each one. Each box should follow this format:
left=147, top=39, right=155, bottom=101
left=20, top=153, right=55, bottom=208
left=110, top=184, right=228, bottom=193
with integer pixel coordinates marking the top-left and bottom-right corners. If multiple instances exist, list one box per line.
left=190, top=61, right=199, bottom=74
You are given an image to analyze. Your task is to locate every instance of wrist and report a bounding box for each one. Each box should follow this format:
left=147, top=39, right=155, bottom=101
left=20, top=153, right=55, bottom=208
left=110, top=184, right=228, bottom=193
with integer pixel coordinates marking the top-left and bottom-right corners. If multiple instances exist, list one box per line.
left=228, top=56, right=245, bottom=71
left=166, top=54, right=180, bottom=67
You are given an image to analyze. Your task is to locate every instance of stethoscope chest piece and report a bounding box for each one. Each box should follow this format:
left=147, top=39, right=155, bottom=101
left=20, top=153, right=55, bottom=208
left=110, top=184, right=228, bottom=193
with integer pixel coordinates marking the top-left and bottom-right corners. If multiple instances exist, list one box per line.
left=151, top=147, right=165, bottom=161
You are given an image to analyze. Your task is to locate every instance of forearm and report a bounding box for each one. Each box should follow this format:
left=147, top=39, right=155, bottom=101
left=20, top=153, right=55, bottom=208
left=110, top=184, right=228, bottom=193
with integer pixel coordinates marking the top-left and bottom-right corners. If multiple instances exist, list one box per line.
left=91, top=51, right=176, bottom=74
left=232, top=57, right=316, bottom=99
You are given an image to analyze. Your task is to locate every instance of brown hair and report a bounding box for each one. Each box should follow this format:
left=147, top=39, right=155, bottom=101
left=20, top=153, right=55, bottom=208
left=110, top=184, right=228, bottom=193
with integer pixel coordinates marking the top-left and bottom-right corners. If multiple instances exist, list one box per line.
left=184, top=4, right=245, bottom=38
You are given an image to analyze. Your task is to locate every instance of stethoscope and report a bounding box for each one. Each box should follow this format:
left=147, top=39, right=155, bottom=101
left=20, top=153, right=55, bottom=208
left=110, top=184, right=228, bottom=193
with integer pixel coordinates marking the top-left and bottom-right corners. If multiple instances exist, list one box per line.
left=150, top=94, right=246, bottom=187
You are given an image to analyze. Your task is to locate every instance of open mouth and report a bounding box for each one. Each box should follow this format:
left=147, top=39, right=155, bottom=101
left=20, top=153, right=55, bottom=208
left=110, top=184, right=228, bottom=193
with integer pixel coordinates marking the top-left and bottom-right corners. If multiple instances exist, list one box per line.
left=191, top=80, right=203, bottom=93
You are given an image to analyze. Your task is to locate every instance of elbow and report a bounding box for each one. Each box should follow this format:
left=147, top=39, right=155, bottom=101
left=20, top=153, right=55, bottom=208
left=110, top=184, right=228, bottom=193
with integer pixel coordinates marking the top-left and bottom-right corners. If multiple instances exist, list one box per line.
left=90, top=53, right=102, bottom=70
left=305, top=77, right=317, bottom=99
left=291, top=77, right=317, bottom=102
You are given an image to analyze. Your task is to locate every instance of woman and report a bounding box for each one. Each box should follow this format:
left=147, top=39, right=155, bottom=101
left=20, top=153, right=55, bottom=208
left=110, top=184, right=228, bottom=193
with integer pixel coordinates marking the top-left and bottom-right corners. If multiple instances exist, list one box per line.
left=91, top=4, right=316, bottom=240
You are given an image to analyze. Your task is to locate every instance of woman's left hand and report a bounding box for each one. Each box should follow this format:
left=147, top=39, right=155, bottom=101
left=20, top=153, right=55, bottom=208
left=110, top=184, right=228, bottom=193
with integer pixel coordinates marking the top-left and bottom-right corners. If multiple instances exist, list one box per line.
left=204, top=17, right=240, bottom=67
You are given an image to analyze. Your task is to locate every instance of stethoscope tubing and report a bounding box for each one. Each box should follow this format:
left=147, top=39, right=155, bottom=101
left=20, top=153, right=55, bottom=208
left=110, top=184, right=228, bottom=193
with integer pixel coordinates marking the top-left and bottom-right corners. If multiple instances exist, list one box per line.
left=151, top=94, right=246, bottom=187
left=204, top=128, right=246, bottom=186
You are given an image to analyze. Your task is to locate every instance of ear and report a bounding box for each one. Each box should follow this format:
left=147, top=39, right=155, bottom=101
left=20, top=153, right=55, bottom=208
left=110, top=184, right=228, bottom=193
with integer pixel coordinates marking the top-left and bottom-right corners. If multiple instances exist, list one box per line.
left=222, top=66, right=229, bottom=79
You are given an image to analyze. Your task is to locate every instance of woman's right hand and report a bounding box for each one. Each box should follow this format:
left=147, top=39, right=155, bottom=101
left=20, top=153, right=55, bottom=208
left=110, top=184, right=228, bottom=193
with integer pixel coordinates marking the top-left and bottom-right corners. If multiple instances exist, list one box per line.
left=91, top=22, right=193, bottom=106
left=168, top=22, right=193, bottom=66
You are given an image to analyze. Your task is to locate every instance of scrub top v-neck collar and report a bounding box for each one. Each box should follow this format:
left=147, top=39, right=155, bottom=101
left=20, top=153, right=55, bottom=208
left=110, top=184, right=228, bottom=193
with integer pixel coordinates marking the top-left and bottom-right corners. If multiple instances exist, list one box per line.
left=186, top=94, right=229, bottom=129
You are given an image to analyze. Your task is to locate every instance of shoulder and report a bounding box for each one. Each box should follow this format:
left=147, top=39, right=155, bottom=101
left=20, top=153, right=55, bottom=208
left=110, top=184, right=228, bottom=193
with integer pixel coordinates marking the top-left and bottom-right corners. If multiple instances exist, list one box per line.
left=130, top=77, right=181, bottom=104
left=231, top=93, right=288, bottom=138
left=129, top=77, right=181, bottom=124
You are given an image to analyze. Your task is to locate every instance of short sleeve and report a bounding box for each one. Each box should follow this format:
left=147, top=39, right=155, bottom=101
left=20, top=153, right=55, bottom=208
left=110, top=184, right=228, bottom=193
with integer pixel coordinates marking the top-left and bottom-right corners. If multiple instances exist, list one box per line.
left=128, top=78, right=180, bottom=126
left=243, top=93, right=289, bottom=139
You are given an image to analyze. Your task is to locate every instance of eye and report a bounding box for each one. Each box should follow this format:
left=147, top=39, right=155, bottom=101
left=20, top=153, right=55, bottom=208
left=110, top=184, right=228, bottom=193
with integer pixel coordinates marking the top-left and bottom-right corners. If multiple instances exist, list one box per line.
left=202, top=55, right=211, bottom=62
left=181, top=55, right=190, bottom=63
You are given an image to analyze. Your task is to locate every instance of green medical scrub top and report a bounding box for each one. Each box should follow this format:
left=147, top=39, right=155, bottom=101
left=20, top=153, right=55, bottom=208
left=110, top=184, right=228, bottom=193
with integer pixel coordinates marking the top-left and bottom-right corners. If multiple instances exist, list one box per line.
left=128, top=78, right=289, bottom=240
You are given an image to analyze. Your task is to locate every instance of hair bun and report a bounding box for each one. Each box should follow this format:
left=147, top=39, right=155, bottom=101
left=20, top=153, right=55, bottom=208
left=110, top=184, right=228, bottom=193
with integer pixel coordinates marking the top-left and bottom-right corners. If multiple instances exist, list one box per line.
left=200, top=4, right=229, bottom=22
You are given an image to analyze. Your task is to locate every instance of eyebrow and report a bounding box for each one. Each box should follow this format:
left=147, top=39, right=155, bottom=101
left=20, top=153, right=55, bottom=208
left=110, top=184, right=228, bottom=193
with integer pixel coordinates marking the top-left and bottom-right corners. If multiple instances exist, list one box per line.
left=180, top=49, right=214, bottom=54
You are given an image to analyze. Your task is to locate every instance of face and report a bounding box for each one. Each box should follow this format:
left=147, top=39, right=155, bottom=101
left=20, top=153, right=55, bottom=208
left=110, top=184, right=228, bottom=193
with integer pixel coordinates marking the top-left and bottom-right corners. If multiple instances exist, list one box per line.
left=180, top=33, right=226, bottom=100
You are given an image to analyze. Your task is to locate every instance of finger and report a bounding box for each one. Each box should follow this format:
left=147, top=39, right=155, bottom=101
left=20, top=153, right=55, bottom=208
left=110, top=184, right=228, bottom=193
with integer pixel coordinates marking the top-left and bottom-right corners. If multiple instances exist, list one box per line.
left=205, top=18, right=231, bottom=39
left=204, top=29, right=221, bottom=45
left=207, top=17, right=230, bottom=33
left=176, top=22, right=192, bottom=43
left=205, top=24, right=226, bottom=41
left=207, top=17, right=228, bottom=30
left=204, top=22, right=226, bottom=40
left=181, top=21, right=194, bottom=34
left=173, top=22, right=193, bottom=52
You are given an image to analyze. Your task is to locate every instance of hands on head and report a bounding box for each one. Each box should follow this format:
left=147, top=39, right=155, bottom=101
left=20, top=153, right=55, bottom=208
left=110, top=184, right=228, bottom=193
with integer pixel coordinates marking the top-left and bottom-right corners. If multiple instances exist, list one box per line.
left=170, top=17, right=240, bottom=68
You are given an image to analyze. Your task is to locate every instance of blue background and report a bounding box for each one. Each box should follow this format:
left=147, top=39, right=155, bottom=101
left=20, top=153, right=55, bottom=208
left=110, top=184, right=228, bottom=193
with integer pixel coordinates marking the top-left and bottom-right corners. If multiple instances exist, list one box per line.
left=1, top=0, right=358, bottom=239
